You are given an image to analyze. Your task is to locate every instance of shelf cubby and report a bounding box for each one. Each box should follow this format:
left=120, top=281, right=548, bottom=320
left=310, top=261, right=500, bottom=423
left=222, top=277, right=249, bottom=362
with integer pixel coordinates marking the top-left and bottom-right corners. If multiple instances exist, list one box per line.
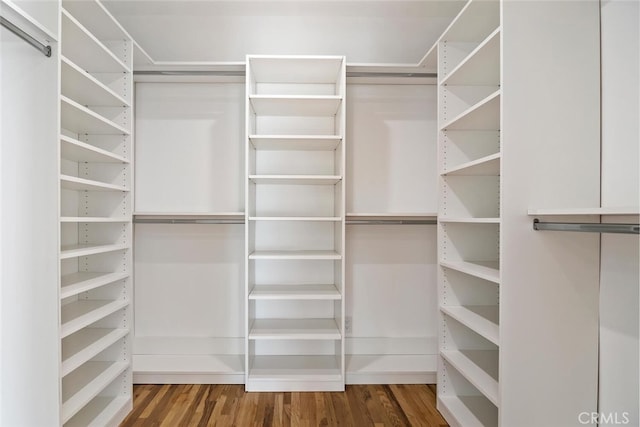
left=60, top=174, right=129, bottom=192
left=441, top=28, right=501, bottom=87
left=61, top=271, right=129, bottom=300
left=442, top=153, right=500, bottom=176
left=249, top=95, right=342, bottom=116
left=61, top=56, right=129, bottom=109
left=60, top=96, right=129, bottom=136
left=61, top=300, right=128, bottom=339
left=441, top=90, right=501, bottom=131
left=249, top=175, right=342, bottom=185
left=249, top=318, right=341, bottom=340
left=442, top=350, right=499, bottom=406
left=249, top=250, right=342, bottom=260
left=60, top=135, right=129, bottom=164
left=62, top=328, right=129, bottom=377
left=441, top=306, right=499, bottom=346
left=440, top=175, right=500, bottom=219
left=249, top=135, right=342, bottom=151
left=249, top=284, right=341, bottom=300
left=63, top=395, right=130, bottom=427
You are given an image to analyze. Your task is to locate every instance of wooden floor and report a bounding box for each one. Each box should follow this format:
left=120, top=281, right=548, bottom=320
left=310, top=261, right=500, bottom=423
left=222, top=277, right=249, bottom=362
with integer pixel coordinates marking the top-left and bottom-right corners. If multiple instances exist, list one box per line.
left=120, top=384, right=449, bottom=427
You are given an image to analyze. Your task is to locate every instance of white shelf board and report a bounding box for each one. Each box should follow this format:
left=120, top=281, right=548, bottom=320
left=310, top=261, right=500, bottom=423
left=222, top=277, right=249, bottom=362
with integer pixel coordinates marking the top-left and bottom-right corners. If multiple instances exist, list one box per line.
left=441, top=28, right=501, bottom=86
left=249, top=95, right=342, bottom=116
left=60, top=174, right=129, bottom=192
left=249, top=175, right=342, bottom=185
left=62, top=361, right=128, bottom=424
left=249, top=216, right=341, bottom=222
left=346, top=212, right=438, bottom=220
left=249, top=355, right=341, bottom=381
left=60, top=217, right=129, bottom=223
left=249, top=250, right=342, bottom=260
left=61, top=56, right=129, bottom=108
left=442, top=350, right=499, bottom=406
left=441, top=305, right=500, bottom=346
left=64, top=395, right=130, bottom=427
left=61, top=299, right=129, bottom=339
left=439, top=218, right=500, bottom=224
left=133, top=354, right=244, bottom=375
left=442, top=90, right=501, bottom=131
left=60, top=96, right=130, bottom=136
left=60, top=135, right=129, bottom=164
left=62, top=328, right=129, bottom=378
left=249, top=318, right=341, bottom=340
left=528, top=206, right=640, bottom=216
left=440, top=260, right=500, bottom=284
left=134, top=211, right=244, bottom=218
left=60, top=243, right=129, bottom=259
left=61, top=9, right=129, bottom=74
left=442, top=153, right=501, bottom=176
left=249, top=284, right=341, bottom=300
left=61, top=271, right=129, bottom=300
left=248, top=55, right=344, bottom=84
left=249, top=135, right=342, bottom=151
left=438, top=395, right=498, bottom=427
left=62, top=0, right=131, bottom=42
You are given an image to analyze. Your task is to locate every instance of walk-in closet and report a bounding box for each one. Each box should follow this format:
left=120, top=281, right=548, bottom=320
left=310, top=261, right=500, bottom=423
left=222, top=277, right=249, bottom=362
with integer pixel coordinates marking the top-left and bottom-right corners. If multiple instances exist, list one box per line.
left=1, top=0, right=638, bottom=426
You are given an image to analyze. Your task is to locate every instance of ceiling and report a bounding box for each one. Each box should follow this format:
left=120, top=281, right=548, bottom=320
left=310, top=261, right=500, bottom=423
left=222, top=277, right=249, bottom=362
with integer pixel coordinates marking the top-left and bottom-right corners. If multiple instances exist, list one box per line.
left=101, top=0, right=465, bottom=65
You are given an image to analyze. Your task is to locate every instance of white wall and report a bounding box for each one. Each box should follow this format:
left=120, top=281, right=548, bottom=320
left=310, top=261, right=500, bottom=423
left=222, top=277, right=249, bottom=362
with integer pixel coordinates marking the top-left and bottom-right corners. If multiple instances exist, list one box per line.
left=599, top=1, right=640, bottom=425
left=1, top=4, right=60, bottom=425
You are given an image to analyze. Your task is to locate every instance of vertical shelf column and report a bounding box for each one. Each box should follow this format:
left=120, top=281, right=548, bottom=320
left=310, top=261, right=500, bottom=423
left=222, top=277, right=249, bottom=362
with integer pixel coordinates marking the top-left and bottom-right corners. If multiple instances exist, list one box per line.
left=245, top=55, right=346, bottom=391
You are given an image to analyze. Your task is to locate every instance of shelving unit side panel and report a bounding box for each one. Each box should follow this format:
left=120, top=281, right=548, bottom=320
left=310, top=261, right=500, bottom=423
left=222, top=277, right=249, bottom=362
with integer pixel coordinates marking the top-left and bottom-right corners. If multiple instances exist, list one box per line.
left=500, top=1, right=601, bottom=425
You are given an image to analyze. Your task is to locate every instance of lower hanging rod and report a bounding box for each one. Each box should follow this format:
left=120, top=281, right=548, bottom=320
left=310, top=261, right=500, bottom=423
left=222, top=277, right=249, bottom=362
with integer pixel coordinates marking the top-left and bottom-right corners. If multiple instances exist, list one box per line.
left=533, top=219, right=640, bottom=235
left=1, top=16, right=51, bottom=57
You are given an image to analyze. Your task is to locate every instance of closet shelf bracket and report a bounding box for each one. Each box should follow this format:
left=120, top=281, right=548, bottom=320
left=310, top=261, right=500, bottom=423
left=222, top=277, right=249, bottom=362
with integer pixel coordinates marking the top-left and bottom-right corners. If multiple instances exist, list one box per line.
left=532, top=219, right=640, bottom=235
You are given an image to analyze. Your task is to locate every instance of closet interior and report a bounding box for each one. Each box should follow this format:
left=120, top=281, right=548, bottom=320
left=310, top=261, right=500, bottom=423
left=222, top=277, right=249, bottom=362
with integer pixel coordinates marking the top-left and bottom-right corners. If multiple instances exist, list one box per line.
left=1, top=0, right=638, bottom=426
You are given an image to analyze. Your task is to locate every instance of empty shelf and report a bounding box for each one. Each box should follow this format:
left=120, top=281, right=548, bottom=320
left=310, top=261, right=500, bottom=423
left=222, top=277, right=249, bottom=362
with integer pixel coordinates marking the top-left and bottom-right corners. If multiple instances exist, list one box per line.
left=249, top=318, right=340, bottom=340
left=441, top=350, right=499, bottom=406
left=60, top=175, right=129, bottom=192
left=442, top=90, right=500, bottom=131
left=64, top=395, right=130, bottom=427
left=61, top=96, right=129, bottom=136
left=249, top=135, right=342, bottom=151
left=441, top=28, right=501, bottom=86
left=443, top=153, right=500, bottom=176
left=249, top=216, right=341, bottom=222
left=248, top=56, right=344, bottom=84
left=438, top=395, right=498, bottom=427
left=346, top=354, right=436, bottom=384
left=60, top=243, right=129, bottom=259
left=61, top=56, right=129, bottom=108
left=61, top=299, right=129, bottom=338
left=249, top=175, right=342, bottom=185
left=249, top=355, right=341, bottom=380
left=62, top=328, right=129, bottom=377
left=249, top=95, right=342, bottom=116
left=61, top=271, right=129, bottom=300
left=441, top=305, right=500, bottom=346
left=440, top=261, right=500, bottom=284
left=61, top=135, right=128, bottom=163
left=249, top=250, right=342, bottom=260
left=249, top=284, right=341, bottom=300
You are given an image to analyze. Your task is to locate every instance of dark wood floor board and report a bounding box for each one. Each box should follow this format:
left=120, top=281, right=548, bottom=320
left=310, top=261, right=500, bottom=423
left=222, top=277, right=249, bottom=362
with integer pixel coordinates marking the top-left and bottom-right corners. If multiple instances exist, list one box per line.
left=120, top=384, right=449, bottom=427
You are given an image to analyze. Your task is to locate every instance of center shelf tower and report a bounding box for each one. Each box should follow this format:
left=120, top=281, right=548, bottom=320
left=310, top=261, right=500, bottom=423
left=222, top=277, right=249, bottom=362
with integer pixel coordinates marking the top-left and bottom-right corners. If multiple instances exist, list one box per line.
left=245, top=55, right=346, bottom=391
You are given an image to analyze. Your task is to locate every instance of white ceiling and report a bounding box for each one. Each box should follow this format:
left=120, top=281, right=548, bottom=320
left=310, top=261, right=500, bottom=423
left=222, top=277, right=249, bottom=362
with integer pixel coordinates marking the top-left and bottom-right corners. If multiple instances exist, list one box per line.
left=102, top=0, right=465, bottom=64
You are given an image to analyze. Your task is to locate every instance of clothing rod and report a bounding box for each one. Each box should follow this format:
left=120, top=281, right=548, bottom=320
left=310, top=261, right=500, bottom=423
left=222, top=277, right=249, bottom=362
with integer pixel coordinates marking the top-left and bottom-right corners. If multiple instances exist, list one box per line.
left=533, top=219, right=640, bottom=235
left=134, top=70, right=437, bottom=78
left=135, top=218, right=244, bottom=224
left=1, top=16, right=51, bottom=57
left=134, top=218, right=436, bottom=225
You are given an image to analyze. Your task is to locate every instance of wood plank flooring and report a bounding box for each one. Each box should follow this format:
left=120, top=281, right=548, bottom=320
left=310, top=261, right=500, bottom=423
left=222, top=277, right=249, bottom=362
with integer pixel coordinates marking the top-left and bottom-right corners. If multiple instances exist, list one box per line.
left=120, top=384, right=449, bottom=427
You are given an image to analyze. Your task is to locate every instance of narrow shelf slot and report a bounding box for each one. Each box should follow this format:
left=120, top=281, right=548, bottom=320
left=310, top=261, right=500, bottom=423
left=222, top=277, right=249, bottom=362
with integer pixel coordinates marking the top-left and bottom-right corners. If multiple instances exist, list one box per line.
left=442, top=90, right=500, bottom=131
left=249, top=95, right=342, bottom=116
left=249, top=250, right=342, bottom=260
left=61, top=9, right=129, bottom=74
left=64, top=395, right=130, bottom=427
left=439, top=218, right=500, bottom=224
left=438, top=395, right=498, bottom=427
left=441, top=350, right=499, bottom=406
left=249, top=284, right=341, bottom=300
left=62, top=361, right=128, bottom=423
left=61, top=56, right=129, bottom=108
left=249, top=135, right=342, bottom=151
left=60, top=174, right=129, bottom=192
left=249, top=355, right=342, bottom=381
left=441, top=305, right=500, bottom=346
left=442, top=153, right=500, bottom=176
left=60, top=243, right=128, bottom=259
left=62, top=328, right=129, bottom=377
left=440, top=261, right=500, bottom=284
left=249, top=175, right=342, bottom=185
left=249, top=318, right=341, bottom=340
left=60, top=96, right=130, bottom=136
left=441, top=28, right=501, bottom=87
left=61, top=272, right=129, bottom=300
left=61, top=135, right=129, bottom=164
left=248, top=56, right=344, bottom=84
left=61, top=299, right=129, bottom=339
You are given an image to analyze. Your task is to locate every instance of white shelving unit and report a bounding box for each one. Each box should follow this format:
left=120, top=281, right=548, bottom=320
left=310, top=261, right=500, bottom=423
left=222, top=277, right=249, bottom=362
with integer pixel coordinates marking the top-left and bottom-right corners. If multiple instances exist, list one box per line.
left=245, top=55, right=346, bottom=391
left=59, top=0, right=133, bottom=424
left=436, top=1, right=502, bottom=424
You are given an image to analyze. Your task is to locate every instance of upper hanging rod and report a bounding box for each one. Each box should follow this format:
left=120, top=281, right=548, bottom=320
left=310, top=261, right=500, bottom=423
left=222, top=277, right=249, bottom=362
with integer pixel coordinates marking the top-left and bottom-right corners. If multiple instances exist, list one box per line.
left=533, top=219, right=640, bottom=235
left=1, top=16, right=51, bottom=57
left=134, top=218, right=436, bottom=225
left=134, top=70, right=437, bottom=78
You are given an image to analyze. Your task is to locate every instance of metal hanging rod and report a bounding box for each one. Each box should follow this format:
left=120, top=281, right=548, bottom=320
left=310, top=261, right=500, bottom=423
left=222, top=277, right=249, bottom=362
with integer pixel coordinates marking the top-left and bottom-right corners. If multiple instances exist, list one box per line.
left=346, top=219, right=436, bottom=225
left=135, top=218, right=244, bottom=225
left=533, top=219, right=640, bottom=235
left=1, top=16, right=51, bottom=57
left=134, top=70, right=437, bottom=78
